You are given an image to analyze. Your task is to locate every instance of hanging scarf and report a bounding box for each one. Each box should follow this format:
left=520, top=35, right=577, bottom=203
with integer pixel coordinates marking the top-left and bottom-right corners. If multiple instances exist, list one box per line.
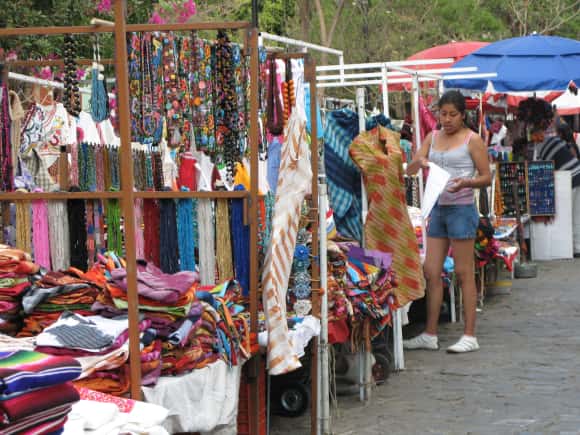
left=15, top=200, right=31, bottom=253
left=159, top=197, right=179, bottom=274
left=197, top=199, right=215, bottom=285
left=232, top=186, right=250, bottom=296
left=67, top=186, right=88, bottom=270
left=143, top=199, right=160, bottom=266
left=48, top=200, right=70, bottom=271
left=32, top=198, right=51, bottom=269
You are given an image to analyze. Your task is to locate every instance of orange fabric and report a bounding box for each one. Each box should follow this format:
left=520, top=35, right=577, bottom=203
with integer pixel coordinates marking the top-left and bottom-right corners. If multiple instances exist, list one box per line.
left=349, top=126, right=425, bottom=307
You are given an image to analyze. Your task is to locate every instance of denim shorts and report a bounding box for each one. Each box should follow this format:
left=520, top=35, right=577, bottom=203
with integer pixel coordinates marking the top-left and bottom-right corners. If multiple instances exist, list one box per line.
left=427, top=203, right=479, bottom=240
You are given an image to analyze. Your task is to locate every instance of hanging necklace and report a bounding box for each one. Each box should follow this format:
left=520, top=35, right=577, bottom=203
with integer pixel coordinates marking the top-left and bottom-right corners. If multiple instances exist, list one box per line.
left=0, top=81, right=12, bottom=191
left=215, top=30, right=239, bottom=181
left=62, top=34, right=81, bottom=117
left=128, top=32, right=143, bottom=142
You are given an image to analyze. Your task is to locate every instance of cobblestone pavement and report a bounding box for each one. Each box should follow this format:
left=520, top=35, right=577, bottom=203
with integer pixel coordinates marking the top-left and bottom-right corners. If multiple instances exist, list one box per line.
left=270, top=260, right=580, bottom=435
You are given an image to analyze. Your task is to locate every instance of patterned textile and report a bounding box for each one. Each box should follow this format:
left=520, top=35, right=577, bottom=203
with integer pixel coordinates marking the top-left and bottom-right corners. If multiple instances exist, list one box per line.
left=262, top=110, right=312, bottom=375
left=0, top=381, right=78, bottom=425
left=0, top=351, right=81, bottom=395
left=323, top=109, right=363, bottom=242
left=1, top=403, right=71, bottom=435
left=349, top=126, right=425, bottom=307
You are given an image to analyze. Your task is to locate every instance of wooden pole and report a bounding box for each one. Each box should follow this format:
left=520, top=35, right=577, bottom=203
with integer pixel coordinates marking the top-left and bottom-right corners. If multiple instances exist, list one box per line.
left=247, top=26, right=262, bottom=435
left=113, top=0, right=142, bottom=400
left=305, top=55, right=321, bottom=435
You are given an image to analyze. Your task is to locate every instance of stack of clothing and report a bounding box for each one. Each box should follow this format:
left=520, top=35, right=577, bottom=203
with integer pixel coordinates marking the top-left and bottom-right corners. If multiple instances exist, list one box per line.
left=34, top=311, right=156, bottom=396
left=0, top=245, right=39, bottom=336
left=0, top=350, right=81, bottom=434
left=63, top=387, right=169, bottom=435
left=326, top=243, right=398, bottom=344
left=160, top=280, right=250, bottom=376
left=19, top=267, right=102, bottom=337
left=93, top=260, right=198, bottom=338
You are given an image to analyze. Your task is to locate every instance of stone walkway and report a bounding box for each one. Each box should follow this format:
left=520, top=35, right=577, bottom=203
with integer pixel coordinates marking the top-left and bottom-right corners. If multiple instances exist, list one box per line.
left=271, top=259, right=580, bottom=434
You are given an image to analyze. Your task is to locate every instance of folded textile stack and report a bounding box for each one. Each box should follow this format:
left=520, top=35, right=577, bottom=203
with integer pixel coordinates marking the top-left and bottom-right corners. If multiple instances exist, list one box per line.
left=0, top=245, right=40, bottom=336
left=93, top=261, right=199, bottom=338
left=93, top=260, right=251, bottom=378
left=155, top=280, right=250, bottom=376
left=0, top=350, right=81, bottom=434
left=63, top=387, right=169, bottom=435
left=34, top=311, right=156, bottom=396
left=326, top=243, right=398, bottom=344
left=19, top=267, right=103, bottom=337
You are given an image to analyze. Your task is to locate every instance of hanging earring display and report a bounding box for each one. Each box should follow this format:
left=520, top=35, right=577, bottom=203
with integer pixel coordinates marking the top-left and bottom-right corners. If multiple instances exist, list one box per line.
left=62, top=34, right=81, bottom=117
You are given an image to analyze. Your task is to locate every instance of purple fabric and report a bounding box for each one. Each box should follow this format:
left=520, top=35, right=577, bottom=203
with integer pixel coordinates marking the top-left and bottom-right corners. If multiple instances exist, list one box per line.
left=110, top=263, right=199, bottom=303
left=347, top=246, right=393, bottom=270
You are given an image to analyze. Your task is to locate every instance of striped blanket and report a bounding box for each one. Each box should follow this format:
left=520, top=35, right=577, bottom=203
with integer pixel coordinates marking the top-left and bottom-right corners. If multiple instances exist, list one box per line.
left=0, top=351, right=81, bottom=395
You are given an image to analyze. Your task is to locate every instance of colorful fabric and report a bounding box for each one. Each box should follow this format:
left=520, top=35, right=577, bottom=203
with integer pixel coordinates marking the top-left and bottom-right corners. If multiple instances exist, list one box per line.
left=1, top=403, right=71, bottom=435
left=0, top=351, right=81, bottom=395
left=323, top=109, right=363, bottom=242
left=349, top=126, right=425, bottom=307
left=0, top=381, right=78, bottom=425
left=262, top=109, right=312, bottom=375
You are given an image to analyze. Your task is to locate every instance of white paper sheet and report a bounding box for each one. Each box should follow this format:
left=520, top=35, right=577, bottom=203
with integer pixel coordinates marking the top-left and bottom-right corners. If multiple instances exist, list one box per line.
left=421, top=162, right=451, bottom=219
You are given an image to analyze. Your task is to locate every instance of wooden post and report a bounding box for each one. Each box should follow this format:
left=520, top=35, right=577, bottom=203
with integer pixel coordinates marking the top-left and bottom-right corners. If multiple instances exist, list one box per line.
left=113, top=0, right=142, bottom=400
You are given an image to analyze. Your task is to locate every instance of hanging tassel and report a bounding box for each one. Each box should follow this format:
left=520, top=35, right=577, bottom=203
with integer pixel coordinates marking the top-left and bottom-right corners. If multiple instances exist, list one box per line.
left=90, top=66, right=110, bottom=122
left=215, top=198, right=233, bottom=281
left=197, top=199, right=215, bottom=285
left=134, top=198, right=145, bottom=260
left=232, top=186, right=250, bottom=296
left=143, top=199, right=160, bottom=266
left=159, top=196, right=179, bottom=274
left=47, top=200, right=70, bottom=271
left=15, top=200, right=31, bottom=253
left=106, top=199, right=123, bottom=256
left=32, top=198, right=50, bottom=270
left=177, top=197, right=196, bottom=271
left=67, top=187, right=88, bottom=271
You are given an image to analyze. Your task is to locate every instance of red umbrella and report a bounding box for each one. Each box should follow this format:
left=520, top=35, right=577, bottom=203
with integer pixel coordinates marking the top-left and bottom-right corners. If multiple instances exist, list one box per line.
left=386, top=41, right=490, bottom=92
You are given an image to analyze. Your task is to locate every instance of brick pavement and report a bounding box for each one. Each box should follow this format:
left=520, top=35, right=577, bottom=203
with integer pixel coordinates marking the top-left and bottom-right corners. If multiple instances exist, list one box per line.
left=270, top=260, right=580, bottom=435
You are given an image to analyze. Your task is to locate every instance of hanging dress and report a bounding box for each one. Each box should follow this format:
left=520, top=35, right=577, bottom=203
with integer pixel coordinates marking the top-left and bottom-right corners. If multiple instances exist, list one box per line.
left=349, top=126, right=425, bottom=307
left=262, top=109, right=312, bottom=375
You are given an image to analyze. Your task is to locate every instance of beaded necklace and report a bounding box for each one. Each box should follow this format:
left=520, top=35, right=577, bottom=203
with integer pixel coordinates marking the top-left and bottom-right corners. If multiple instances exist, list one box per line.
left=141, top=34, right=165, bottom=145
left=62, top=34, right=81, bottom=117
left=0, top=82, right=12, bottom=191
left=128, top=33, right=143, bottom=142
left=191, top=34, right=215, bottom=155
left=214, top=30, right=239, bottom=181
left=162, top=33, right=183, bottom=149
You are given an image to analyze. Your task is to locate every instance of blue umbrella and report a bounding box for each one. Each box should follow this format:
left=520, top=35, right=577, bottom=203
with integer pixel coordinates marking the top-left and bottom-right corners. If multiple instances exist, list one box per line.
left=444, top=34, right=580, bottom=92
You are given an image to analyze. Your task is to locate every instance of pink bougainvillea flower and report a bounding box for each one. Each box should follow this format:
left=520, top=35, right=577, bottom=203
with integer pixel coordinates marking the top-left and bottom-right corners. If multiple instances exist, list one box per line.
left=184, top=0, right=196, bottom=15
left=39, top=67, right=53, bottom=80
left=97, top=0, right=112, bottom=13
left=149, top=11, right=167, bottom=24
left=76, top=68, right=86, bottom=81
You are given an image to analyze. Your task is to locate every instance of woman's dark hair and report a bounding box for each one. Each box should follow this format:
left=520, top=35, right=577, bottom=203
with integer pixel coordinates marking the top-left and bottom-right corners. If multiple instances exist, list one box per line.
left=438, top=90, right=466, bottom=114
left=558, top=122, right=574, bottom=144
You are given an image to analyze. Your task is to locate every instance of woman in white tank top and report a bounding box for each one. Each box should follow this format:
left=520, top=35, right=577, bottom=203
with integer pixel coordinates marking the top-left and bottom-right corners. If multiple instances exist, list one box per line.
left=403, top=90, right=491, bottom=353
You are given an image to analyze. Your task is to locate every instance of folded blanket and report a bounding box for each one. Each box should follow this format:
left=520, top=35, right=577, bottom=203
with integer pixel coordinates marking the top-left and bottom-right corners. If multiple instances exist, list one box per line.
left=1, top=403, right=71, bottom=435
left=0, top=351, right=81, bottom=395
left=0, top=381, right=79, bottom=425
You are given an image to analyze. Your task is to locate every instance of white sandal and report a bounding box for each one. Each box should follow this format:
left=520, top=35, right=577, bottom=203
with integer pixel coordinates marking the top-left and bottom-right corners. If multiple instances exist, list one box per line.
left=447, top=335, right=480, bottom=353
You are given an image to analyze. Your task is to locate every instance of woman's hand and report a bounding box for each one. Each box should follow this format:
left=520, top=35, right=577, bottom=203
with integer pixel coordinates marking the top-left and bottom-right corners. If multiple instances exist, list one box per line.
left=447, top=177, right=467, bottom=193
left=419, top=157, right=430, bottom=169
